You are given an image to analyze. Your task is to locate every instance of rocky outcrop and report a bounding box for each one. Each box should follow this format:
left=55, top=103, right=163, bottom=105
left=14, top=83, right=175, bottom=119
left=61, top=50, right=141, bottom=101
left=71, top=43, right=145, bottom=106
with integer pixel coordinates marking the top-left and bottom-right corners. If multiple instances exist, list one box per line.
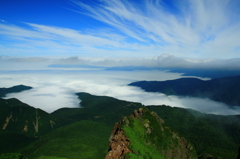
left=32, top=109, right=40, bottom=133
left=105, top=107, right=197, bottom=159
left=105, top=122, right=132, bottom=159
left=22, top=120, right=28, bottom=133
left=2, top=112, right=13, bottom=130
left=50, top=120, right=55, bottom=129
left=105, top=108, right=145, bottom=159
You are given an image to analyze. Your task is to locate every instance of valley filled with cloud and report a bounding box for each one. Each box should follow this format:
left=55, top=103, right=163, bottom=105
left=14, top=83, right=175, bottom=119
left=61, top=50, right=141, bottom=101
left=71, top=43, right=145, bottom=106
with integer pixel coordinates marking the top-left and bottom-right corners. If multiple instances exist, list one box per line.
left=1, top=68, right=239, bottom=115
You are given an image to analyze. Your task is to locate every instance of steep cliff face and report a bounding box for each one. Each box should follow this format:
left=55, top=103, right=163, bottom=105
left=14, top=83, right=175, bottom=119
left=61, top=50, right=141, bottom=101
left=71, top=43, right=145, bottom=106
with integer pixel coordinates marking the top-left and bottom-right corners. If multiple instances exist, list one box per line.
left=105, top=107, right=197, bottom=159
left=105, top=122, right=132, bottom=159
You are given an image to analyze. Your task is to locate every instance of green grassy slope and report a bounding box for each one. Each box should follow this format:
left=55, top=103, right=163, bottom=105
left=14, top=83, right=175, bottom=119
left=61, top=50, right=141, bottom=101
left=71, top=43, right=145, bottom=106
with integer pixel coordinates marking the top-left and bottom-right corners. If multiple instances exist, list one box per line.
left=1, top=92, right=240, bottom=159
left=0, top=132, right=36, bottom=154
left=0, top=98, right=62, bottom=157
left=0, top=98, right=60, bottom=137
left=20, top=120, right=112, bottom=159
left=121, top=107, right=197, bottom=159
left=148, top=105, right=240, bottom=159
left=52, top=92, right=143, bottom=127
left=53, top=93, right=240, bottom=159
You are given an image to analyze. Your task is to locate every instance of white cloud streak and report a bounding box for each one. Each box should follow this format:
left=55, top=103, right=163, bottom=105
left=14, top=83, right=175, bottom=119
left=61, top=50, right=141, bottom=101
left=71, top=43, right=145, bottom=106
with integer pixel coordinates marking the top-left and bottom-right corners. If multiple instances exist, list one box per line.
left=71, top=0, right=240, bottom=58
left=0, top=23, right=135, bottom=57
left=0, top=0, right=240, bottom=58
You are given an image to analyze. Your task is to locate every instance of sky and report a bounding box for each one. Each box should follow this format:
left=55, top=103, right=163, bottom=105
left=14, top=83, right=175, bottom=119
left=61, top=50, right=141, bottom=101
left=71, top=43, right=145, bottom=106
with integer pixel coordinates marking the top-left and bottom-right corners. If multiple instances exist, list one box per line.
left=0, top=0, right=240, bottom=59
left=1, top=0, right=240, bottom=115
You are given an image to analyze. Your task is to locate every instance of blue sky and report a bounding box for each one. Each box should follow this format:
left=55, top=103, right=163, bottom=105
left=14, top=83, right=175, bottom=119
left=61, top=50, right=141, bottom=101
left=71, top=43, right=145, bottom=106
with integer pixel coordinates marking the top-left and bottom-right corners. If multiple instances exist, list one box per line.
left=1, top=0, right=240, bottom=115
left=1, top=0, right=240, bottom=59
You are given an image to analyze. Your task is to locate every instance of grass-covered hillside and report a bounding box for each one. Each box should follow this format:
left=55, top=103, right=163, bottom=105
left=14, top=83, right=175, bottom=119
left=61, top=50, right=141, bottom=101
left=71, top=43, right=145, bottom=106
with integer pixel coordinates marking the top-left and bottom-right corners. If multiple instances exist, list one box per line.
left=52, top=92, right=144, bottom=127
left=52, top=93, right=240, bottom=159
left=148, top=106, right=240, bottom=159
left=0, top=91, right=240, bottom=158
left=21, top=120, right=111, bottom=159
left=0, top=98, right=60, bottom=138
left=106, top=107, right=197, bottom=159
left=0, top=97, right=61, bottom=157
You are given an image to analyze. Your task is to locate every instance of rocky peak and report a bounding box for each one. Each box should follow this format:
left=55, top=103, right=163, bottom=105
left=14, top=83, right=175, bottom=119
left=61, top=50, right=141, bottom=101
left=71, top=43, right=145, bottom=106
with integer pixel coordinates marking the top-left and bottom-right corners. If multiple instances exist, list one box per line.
left=105, top=122, right=132, bottom=159
left=105, top=107, right=197, bottom=159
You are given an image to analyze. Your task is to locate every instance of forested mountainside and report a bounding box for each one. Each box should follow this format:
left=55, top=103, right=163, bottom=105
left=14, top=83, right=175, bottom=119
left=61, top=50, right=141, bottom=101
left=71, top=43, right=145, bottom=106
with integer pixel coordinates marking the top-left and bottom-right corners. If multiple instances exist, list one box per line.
left=129, top=75, right=240, bottom=106
left=0, top=86, right=240, bottom=158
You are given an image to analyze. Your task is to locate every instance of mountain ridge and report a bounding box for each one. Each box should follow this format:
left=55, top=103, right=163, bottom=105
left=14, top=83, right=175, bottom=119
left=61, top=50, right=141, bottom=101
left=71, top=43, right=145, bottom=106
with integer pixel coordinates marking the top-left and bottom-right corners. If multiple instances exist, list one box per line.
left=0, top=89, right=240, bottom=158
left=0, top=85, right=32, bottom=97
left=105, top=107, right=197, bottom=159
left=129, top=75, right=240, bottom=106
left=0, top=98, right=59, bottom=138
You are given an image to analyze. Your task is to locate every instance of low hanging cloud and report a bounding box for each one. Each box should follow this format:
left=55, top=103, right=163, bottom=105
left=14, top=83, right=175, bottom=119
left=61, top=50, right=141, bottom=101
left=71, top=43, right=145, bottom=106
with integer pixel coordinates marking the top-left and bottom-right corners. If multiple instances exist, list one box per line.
left=5, top=86, right=79, bottom=113
left=1, top=54, right=240, bottom=71
left=1, top=69, right=239, bottom=115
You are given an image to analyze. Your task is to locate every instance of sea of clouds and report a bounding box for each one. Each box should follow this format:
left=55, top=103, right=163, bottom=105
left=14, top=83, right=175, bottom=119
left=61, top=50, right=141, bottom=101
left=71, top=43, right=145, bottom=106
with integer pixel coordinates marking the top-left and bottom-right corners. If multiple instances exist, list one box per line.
left=1, top=69, right=240, bottom=115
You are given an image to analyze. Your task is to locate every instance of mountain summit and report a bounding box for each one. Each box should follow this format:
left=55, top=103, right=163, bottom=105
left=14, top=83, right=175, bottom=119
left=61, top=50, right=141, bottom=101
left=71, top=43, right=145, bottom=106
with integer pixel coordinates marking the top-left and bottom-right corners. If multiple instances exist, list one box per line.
left=105, top=107, right=197, bottom=159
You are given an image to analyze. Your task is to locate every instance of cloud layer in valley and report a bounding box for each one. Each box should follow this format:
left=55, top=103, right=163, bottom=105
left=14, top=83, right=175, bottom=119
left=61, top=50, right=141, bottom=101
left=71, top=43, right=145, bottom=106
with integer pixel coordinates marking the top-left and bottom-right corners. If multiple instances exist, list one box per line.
left=1, top=70, right=239, bottom=115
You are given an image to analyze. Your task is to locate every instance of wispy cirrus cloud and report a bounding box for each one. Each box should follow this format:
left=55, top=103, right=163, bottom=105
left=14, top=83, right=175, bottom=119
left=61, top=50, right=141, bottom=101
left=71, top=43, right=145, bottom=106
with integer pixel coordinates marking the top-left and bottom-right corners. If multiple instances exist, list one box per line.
left=71, top=0, right=240, bottom=58
left=0, top=22, right=156, bottom=57
left=0, top=20, right=7, bottom=23
left=0, top=0, right=240, bottom=58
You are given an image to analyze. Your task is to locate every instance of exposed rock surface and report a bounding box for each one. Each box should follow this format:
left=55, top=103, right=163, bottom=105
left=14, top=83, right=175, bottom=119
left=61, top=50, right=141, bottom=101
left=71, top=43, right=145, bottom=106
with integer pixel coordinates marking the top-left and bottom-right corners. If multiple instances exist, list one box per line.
left=2, top=112, right=12, bottom=130
left=105, top=122, right=132, bottom=159
left=0, top=98, right=58, bottom=137
left=105, top=107, right=197, bottom=159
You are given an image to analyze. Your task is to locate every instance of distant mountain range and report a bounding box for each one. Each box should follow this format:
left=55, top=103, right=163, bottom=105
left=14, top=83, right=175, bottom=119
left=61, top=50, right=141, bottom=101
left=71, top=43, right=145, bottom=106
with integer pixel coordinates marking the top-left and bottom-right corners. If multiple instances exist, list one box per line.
left=155, top=54, right=240, bottom=70
left=46, top=54, right=240, bottom=70
left=129, top=75, right=240, bottom=107
left=103, top=54, right=240, bottom=78
left=3, top=55, right=240, bottom=78
left=1, top=86, right=240, bottom=158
